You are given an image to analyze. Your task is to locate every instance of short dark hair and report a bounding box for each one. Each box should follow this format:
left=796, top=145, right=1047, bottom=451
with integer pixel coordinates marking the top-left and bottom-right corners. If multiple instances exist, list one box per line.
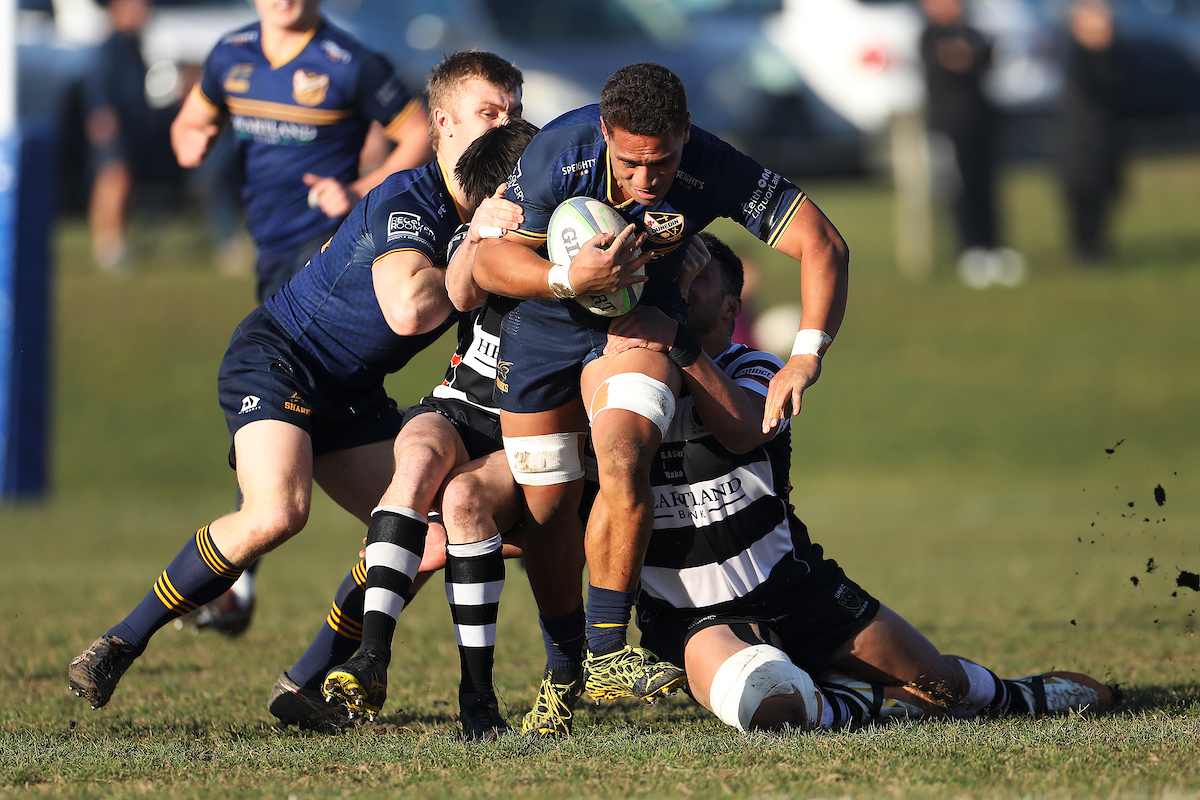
left=455, top=119, right=539, bottom=207
left=427, top=51, right=524, bottom=147
left=697, top=231, right=744, bottom=301
left=600, top=62, right=688, bottom=138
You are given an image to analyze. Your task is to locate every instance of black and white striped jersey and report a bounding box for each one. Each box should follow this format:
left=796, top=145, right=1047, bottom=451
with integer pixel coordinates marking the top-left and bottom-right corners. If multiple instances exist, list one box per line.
left=431, top=298, right=502, bottom=413
left=638, top=343, right=798, bottom=609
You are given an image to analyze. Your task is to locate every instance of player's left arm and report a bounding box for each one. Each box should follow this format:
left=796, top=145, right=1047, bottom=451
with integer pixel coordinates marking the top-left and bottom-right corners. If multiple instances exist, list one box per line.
left=373, top=249, right=453, bottom=337
left=761, top=198, right=849, bottom=434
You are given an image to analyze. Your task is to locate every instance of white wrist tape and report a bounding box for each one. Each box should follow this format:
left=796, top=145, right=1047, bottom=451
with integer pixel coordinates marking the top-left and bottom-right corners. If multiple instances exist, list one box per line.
left=790, top=329, right=832, bottom=358
left=478, top=225, right=505, bottom=239
left=548, top=263, right=576, bottom=299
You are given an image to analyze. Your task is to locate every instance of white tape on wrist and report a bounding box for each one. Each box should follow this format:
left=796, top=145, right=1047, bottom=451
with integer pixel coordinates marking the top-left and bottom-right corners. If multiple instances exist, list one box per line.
left=307, top=186, right=321, bottom=209
left=790, top=329, right=832, bottom=358
left=548, top=263, right=576, bottom=299
left=478, top=225, right=505, bottom=239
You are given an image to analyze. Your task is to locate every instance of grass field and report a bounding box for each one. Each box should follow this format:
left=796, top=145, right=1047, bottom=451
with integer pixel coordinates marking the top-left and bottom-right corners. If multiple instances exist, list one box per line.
left=2, top=150, right=1199, bottom=799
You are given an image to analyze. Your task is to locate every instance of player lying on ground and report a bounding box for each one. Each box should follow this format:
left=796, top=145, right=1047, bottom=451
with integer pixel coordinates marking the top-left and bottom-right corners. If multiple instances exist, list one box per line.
left=67, top=52, right=525, bottom=713
left=562, top=232, right=1114, bottom=734
left=471, top=62, right=850, bottom=708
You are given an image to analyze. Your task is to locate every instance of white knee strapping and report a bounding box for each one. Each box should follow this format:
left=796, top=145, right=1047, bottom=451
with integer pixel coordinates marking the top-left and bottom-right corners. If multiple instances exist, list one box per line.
left=588, top=372, right=675, bottom=439
left=502, top=432, right=584, bottom=486
left=707, top=644, right=823, bottom=732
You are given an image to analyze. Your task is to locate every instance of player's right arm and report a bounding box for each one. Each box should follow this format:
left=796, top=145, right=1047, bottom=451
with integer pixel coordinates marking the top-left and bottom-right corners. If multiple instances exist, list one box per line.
left=473, top=227, right=648, bottom=301
left=171, top=85, right=226, bottom=168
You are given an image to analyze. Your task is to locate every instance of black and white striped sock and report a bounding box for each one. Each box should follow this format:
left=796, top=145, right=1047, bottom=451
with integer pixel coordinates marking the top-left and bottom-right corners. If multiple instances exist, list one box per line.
left=445, top=533, right=505, bottom=696
left=360, top=506, right=427, bottom=662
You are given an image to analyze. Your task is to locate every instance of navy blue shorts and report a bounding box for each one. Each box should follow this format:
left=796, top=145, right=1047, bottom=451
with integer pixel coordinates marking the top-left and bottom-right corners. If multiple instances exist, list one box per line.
left=218, top=308, right=403, bottom=469
left=493, top=282, right=687, bottom=415
left=255, top=229, right=337, bottom=303
left=635, top=544, right=880, bottom=678
left=404, top=396, right=503, bottom=462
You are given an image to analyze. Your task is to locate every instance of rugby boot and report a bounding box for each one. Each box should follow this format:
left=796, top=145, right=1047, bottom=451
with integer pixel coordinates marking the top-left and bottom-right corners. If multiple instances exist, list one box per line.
left=583, top=645, right=687, bottom=704
left=816, top=671, right=924, bottom=729
left=175, top=589, right=255, bottom=637
left=1005, top=671, right=1114, bottom=717
left=268, top=672, right=355, bottom=734
left=68, top=635, right=139, bottom=710
left=522, top=666, right=586, bottom=737
left=459, top=691, right=512, bottom=741
left=322, top=650, right=388, bottom=721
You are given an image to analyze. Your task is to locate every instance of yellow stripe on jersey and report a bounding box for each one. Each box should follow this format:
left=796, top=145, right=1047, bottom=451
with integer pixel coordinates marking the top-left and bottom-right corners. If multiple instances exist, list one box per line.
left=766, top=193, right=808, bottom=249
left=383, top=98, right=424, bottom=139
left=226, top=97, right=353, bottom=126
left=508, top=228, right=547, bottom=245
left=263, top=25, right=317, bottom=70
left=154, top=572, right=198, bottom=614
left=196, top=527, right=240, bottom=580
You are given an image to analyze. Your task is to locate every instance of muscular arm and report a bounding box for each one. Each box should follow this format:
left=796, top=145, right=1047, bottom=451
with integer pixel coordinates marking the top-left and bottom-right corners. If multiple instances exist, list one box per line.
left=446, top=185, right=525, bottom=312
left=171, top=86, right=225, bottom=168
left=473, top=227, right=649, bottom=300
left=372, top=250, right=453, bottom=336
left=762, top=198, right=849, bottom=432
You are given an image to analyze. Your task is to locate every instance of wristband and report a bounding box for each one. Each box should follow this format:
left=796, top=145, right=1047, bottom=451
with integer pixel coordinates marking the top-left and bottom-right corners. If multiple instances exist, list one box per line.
left=790, top=329, right=832, bottom=358
left=478, top=225, right=505, bottom=239
left=548, top=263, right=575, bottom=299
left=669, top=324, right=703, bottom=369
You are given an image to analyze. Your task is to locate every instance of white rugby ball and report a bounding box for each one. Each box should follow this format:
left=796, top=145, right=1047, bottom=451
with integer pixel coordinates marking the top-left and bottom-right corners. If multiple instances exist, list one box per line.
left=546, top=196, right=645, bottom=317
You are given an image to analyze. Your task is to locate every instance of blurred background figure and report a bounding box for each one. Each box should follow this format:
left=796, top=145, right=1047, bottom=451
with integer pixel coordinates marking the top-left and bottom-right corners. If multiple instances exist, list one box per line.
left=919, top=0, right=1024, bottom=288
left=84, top=0, right=165, bottom=273
left=1058, top=0, right=1127, bottom=265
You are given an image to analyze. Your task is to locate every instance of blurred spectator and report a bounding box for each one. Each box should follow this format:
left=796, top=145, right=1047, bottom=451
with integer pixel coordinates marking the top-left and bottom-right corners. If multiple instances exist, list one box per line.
left=1058, top=0, right=1127, bottom=265
left=919, top=0, right=1024, bottom=288
left=85, top=0, right=157, bottom=273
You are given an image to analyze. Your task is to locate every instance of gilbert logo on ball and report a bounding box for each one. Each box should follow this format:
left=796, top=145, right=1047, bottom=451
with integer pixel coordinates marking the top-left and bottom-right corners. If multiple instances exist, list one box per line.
left=547, top=197, right=645, bottom=317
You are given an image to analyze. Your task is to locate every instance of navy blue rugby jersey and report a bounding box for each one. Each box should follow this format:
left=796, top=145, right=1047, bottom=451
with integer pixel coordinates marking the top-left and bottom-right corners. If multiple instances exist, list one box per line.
left=264, top=160, right=462, bottom=390
left=197, top=20, right=422, bottom=256
left=503, top=104, right=808, bottom=298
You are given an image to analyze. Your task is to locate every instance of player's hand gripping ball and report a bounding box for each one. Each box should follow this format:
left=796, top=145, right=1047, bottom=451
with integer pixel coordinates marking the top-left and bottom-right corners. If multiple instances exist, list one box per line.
left=546, top=197, right=645, bottom=317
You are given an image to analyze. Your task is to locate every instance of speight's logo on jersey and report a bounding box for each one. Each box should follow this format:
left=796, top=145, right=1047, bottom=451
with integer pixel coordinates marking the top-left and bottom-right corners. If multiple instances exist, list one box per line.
left=386, top=212, right=434, bottom=244
left=321, top=40, right=352, bottom=64
left=643, top=211, right=685, bottom=244
left=293, top=70, right=331, bottom=107
left=224, top=64, right=253, bottom=94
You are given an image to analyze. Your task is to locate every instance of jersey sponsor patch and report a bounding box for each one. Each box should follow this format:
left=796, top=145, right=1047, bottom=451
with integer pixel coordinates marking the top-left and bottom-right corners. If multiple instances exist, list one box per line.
left=386, top=211, right=435, bottom=244
left=293, top=70, right=330, bottom=107
left=321, top=39, right=352, bottom=64
left=224, top=64, right=253, bottom=94
left=239, top=395, right=261, bottom=414
left=375, top=77, right=399, bottom=107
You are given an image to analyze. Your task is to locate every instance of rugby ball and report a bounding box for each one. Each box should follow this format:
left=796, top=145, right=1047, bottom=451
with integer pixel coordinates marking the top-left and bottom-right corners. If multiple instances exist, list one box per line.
left=546, top=196, right=645, bottom=317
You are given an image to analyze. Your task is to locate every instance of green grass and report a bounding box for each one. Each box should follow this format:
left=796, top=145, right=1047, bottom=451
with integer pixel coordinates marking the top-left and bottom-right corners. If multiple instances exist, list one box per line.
left=2, top=151, right=1200, bottom=798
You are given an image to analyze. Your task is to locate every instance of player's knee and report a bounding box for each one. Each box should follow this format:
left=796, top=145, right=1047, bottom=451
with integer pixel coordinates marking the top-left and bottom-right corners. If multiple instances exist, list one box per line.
left=502, top=432, right=584, bottom=487
left=588, top=372, right=675, bottom=441
left=242, top=500, right=310, bottom=550
left=440, top=472, right=491, bottom=531
left=707, top=644, right=824, bottom=733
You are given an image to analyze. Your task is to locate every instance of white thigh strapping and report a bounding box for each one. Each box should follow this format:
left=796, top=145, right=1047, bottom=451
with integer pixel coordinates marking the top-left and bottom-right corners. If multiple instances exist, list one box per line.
left=707, top=644, right=822, bottom=732
left=501, top=432, right=584, bottom=486
left=588, top=372, right=675, bottom=439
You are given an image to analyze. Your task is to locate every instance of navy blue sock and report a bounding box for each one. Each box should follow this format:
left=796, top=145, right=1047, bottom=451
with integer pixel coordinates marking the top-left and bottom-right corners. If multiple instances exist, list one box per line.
left=108, top=526, right=242, bottom=652
left=586, top=584, right=635, bottom=656
left=540, top=603, right=586, bottom=674
left=288, top=560, right=367, bottom=691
